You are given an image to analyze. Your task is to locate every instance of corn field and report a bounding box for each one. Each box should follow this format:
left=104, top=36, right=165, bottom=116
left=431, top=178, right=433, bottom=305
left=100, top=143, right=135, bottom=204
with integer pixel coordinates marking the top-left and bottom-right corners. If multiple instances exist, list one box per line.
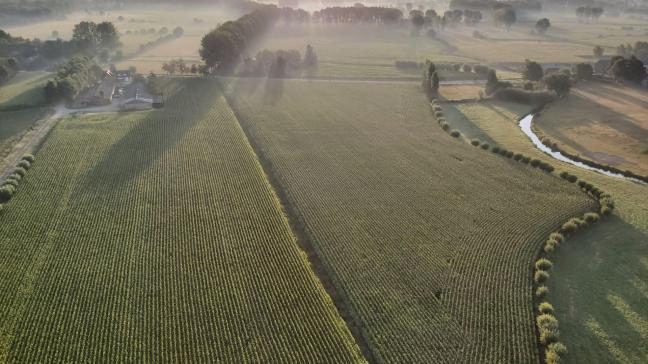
left=0, top=79, right=364, bottom=363
left=228, top=79, right=596, bottom=363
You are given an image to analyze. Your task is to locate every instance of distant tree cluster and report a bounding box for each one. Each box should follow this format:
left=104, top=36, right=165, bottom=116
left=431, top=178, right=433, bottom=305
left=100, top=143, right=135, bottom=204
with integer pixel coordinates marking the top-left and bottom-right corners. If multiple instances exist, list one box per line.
left=535, top=18, right=550, bottom=34
left=575, top=6, right=604, bottom=21
left=72, top=21, right=120, bottom=53
left=241, top=45, right=318, bottom=77
left=449, top=0, right=541, bottom=11
left=0, top=57, right=19, bottom=84
left=0, top=21, right=120, bottom=70
left=44, top=56, right=103, bottom=102
left=609, top=56, right=647, bottom=83
left=200, top=5, right=280, bottom=73
left=422, top=60, right=439, bottom=98
left=616, top=41, right=648, bottom=63
left=137, top=28, right=184, bottom=54
left=312, top=6, right=403, bottom=24
left=494, top=6, right=516, bottom=29
left=161, top=59, right=199, bottom=75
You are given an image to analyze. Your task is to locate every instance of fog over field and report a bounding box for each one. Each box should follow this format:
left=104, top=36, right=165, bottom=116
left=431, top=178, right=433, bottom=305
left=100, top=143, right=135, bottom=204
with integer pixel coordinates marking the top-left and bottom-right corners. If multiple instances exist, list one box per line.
left=0, top=0, right=647, bottom=363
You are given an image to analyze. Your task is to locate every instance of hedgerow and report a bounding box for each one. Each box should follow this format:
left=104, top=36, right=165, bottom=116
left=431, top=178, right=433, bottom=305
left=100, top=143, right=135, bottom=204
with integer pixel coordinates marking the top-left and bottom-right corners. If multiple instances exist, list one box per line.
left=0, top=155, right=36, bottom=206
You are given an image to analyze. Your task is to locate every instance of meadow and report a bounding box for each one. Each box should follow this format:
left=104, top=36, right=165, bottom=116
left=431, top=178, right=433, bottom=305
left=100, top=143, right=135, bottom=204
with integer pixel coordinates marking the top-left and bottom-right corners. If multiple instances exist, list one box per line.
left=226, top=78, right=594, bottom=363
left=449, top=96, right=648, bottom=363
left=535, top=81, right=648, bottom=176
left=0, top=78, right=365, bottom=363
left=0, top=71, right=51, bottom=169
left=440, top=14, right=648, bottom=64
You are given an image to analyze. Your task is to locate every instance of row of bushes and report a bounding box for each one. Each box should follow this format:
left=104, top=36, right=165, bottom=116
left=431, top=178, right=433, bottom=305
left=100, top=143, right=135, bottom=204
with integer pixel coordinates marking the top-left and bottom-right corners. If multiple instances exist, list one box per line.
left=427, top=91, right=613, bottom=364
left=429, top=100, right=464, bottom=140
left=0, top=154, right=35, bottom=210
left=470, top=139, right=556, bottom=173
left=539, top=134, right=648, bottom=184
left=400, top=61, right=492, bottom=75
left=533, top=174, right=613, bottom=364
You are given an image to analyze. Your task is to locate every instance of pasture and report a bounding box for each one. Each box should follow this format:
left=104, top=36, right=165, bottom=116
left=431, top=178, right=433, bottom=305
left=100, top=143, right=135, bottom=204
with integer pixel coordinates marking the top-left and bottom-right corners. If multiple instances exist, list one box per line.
left=440, top=14, right=648, bottom=64
left=252, top=23, right=474, bottom=79
left=226, top=78, right=594, bottom=363
left=0, top=78, right=364, bottom=363
left=535, top=81, right=648, bottom=176
left=0, top=71, right=50, bottom=109
left=449, top=98, right=648, bottom=363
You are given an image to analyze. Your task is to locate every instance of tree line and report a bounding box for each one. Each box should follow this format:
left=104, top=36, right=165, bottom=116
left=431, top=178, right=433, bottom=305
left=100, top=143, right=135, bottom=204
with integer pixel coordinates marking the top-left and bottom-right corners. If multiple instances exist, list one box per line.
left=199, top=4, right=280, bottom=73
left=44, top=56, right=103, bottom=102
left=0, top=21, right=119, bottom=71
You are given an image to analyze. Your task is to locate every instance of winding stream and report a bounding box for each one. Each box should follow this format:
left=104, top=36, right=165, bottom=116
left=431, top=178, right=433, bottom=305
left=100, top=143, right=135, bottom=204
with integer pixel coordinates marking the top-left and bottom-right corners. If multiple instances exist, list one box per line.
left=518, top=114, right=646, bottom=185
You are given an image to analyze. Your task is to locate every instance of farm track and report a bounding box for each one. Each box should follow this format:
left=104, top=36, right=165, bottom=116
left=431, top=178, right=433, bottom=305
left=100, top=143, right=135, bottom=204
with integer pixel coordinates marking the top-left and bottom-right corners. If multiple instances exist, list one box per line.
left=227, top=79, right=595, bottom=363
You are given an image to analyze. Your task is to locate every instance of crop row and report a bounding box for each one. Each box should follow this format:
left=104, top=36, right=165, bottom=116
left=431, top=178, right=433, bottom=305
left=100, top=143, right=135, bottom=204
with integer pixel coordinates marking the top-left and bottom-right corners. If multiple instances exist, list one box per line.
left=428, top=96, right=615, bottom=364
left=230, top=80, right=596, bottom=363
left=0, top=79, right=364, bottom=363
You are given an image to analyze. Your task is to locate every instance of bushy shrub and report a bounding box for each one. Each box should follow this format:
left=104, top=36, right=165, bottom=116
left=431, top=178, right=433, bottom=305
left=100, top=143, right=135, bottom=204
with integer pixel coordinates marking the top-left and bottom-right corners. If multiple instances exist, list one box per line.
left=561, top=221, right=578, bottom=234
left=534, top=270, right=550, bottom=283
left=546, top=343, right=567, bottom=364
left=513, top=153, right=523, bottom=161
left=583, top=212, right=600, bottom=223
left=530, top=159, right=541, bottom=167
left=521, top=156, right=530, bottom=164
left=550, top=233, right=564, bottom=243
left=540, top=329, right=559, bottom=345
left=535, top=258, right=553, bottom=271
left=471, top=139, right=481, bottom=146
left=435, top=111, right=444, bottom=119
left=536, top=285, right=549, bottom=298
left=440, top=122, right=450, bottom=131
left=559, top=171, right=569, bottom=179
left=481, top=143, right=490, bottom=150
left=8, top=173, right=21, bottom=181
left=537, top=313, right=559, bottom=344
left=492, top=146, right=500, bottom=153
left=544, top=240, right=556, bottom=253
left=600, top=206, right=612, bottom=216
left=13, top=167, right=27, bottom=177
left=0, top=185, right=16, bottom=203
left=566, top=175, right=577, bottom=183
left=16, top=160, right=31, bottom=170
left=505, top=151, right=514, bottom=158
left=3, top=180, right=19, bottom=188
left=22, top=154, right=35, bottom=163
left=498, top=148, right=508, bottom=156
left=539, top=302, right=555, bottom=314
left=492, top=88, right=556, bottom=106
left=462, top=64, right=472, bottom=73
left=450, top=130, right=461, bottom=138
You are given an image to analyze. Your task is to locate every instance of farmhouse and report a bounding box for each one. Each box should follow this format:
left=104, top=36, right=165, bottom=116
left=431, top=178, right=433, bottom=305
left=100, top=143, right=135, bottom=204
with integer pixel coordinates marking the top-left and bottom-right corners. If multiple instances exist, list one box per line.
left=81, top=71, right=115, bottom=107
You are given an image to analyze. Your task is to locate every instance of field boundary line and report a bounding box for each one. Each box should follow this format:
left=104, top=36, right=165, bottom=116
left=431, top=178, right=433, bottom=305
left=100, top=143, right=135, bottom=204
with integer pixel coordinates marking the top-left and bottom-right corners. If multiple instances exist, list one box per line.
left=219, top=81, right=376, bottom=364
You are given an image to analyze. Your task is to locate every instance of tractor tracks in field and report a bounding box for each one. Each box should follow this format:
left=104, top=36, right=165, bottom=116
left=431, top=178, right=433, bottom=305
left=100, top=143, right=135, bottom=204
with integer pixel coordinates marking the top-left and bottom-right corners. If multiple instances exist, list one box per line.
left=218, top=82, right=377, bottom=364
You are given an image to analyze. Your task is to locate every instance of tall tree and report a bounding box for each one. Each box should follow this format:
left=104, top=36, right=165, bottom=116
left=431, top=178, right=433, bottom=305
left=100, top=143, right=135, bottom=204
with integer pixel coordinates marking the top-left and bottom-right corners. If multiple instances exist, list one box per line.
left=535, top=18, right=550, bottom=34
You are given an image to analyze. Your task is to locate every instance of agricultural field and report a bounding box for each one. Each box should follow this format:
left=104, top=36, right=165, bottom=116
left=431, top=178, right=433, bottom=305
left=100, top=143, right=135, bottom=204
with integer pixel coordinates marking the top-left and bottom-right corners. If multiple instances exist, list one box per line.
left=253, top=24, right=474, bottom=79
left=449, top=97, right=648, bottom=363
left=535, top=81, right=648, bottom=176
left=225, top=79, right=595, bottom=363
left=439, top=14, right=648, bottom=64
left=0, top=78, right=365, bottom=363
